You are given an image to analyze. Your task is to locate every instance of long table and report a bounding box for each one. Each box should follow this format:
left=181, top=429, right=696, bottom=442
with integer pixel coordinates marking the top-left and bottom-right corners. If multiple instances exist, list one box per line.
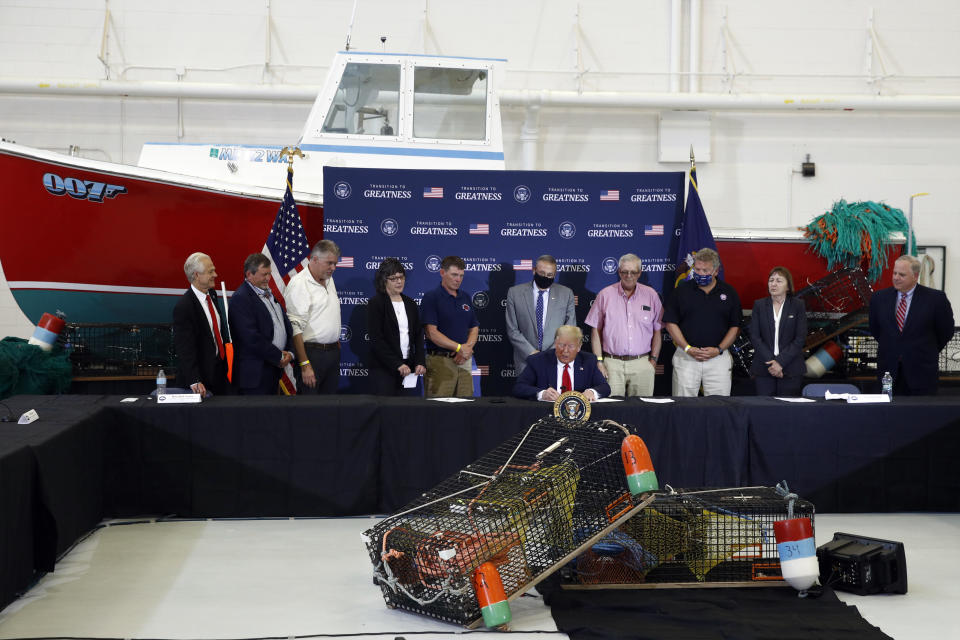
left=2, top=394, right=959, bottom=610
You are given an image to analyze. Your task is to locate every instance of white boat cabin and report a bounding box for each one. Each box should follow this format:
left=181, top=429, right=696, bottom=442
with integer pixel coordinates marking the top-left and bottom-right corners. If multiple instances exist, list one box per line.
left=137, top=52, right=506, bottom=199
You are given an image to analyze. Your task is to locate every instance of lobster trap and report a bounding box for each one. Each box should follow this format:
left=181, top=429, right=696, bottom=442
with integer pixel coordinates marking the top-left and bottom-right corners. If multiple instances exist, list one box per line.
left=561, top=486, right=814, bottom=588
left=363, top=416, right=656, bottom=628
left=63, top=322, right=176, bottom=377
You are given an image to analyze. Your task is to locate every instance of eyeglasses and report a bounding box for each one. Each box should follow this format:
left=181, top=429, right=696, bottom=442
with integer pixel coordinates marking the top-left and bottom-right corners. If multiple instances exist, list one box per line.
left=386, top=274, right=405, bottom=282
left=618, top=270, right=640, bottom=276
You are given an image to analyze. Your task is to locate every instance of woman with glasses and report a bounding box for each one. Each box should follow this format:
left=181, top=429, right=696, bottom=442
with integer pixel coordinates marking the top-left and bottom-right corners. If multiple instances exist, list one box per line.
left=749, top=266, right=808, bottom=396
left=367, top=257, right=426, bottom=395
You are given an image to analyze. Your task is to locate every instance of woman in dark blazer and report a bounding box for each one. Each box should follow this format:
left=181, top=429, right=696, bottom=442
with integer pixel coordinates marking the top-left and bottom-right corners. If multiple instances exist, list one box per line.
left=749, top=266, right=808, bottom=396
left=366, top=258, right=426, bottom=395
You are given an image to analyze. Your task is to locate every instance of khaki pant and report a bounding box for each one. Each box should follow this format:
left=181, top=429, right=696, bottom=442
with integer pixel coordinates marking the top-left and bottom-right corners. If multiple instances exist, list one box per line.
left=604, top=356, right=655, bottom=397
left=425, top=354, right=473, bottom=398
left=672, top=349, right=732, bottom=396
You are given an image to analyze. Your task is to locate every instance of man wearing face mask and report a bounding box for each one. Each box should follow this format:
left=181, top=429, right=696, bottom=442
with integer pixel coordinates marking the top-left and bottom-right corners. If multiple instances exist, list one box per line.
left=585, top=253, right=663, bottom=397
left=505, top=254, right=576, bottom=375
left=663, top=247, right=742, bottom=396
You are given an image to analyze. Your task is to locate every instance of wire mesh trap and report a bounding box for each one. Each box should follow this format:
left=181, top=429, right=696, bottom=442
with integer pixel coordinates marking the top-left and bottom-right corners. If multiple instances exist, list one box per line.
left=363, top=416, right=657, bottom=628
left=62, top=323, right=176, bottom=377
left=560, top=486, right=815, bottom=589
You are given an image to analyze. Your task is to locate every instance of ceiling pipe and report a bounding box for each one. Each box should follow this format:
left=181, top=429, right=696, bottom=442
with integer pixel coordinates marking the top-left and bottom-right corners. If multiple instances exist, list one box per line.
left=3, top=77, right=960, bottom=112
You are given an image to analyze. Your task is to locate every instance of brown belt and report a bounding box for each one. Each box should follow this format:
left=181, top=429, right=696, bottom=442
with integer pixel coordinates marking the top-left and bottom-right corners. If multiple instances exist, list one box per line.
left=305, top=341, right=340, bottom=351
left=603, top=352, right=649, bottom=361
left=427, top=349, right=456, bottom=358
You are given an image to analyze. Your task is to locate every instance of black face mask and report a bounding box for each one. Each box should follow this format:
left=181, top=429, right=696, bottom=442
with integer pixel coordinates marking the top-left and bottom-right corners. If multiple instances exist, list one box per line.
left=534, top=274, right=555, bottom=289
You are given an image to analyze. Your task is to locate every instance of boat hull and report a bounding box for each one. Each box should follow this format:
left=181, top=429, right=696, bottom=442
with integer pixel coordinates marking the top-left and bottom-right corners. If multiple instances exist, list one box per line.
left=0, top=143, right=324, bottom=324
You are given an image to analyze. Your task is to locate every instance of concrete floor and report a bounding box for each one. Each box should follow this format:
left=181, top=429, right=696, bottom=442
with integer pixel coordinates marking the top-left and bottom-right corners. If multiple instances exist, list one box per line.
left=1, top=513, right=957, bottom=639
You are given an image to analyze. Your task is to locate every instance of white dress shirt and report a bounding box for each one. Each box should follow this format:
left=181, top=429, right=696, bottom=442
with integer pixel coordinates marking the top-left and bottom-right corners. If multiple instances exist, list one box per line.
left=283, top=269, right=341, bottom=344
left=190, top=284, right=223, bottom=353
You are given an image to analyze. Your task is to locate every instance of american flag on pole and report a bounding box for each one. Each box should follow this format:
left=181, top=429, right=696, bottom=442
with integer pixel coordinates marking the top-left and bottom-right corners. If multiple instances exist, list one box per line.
left=469, top=223, right=489, bottom=235
left=263, top=162, right=311, bottom=394
left=423, top=186, right=444, bottom=198
left=600, top=189, right=620, bottom=201
left=513, top=259, right=533, bottom=271
left=644, top=224, right=665, bottom=236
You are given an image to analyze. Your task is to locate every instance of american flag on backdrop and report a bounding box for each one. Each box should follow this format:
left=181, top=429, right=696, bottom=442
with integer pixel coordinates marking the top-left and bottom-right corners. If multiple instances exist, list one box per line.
left=263, top=162, right=312, bottom=394
left=644, top=224, right=665, bottom=236
left=423, top=186, right=444, bottom=198
left=513, top=259, right=533, bottom=271
left=469, top=223, right=489, bottom=235
left=600, top=189, right=620, bottom=201
left=336, top=256, right=354, bottom=268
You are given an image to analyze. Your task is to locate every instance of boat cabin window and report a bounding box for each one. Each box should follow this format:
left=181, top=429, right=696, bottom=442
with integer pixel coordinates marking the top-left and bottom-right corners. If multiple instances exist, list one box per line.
left=412, top=67, right=487, bottom=141
left=322, top=63, right=400, bottom=136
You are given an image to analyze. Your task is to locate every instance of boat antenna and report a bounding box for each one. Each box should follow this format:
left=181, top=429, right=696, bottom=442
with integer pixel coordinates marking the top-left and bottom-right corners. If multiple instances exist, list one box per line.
left=344, top=0, right=359, bottom=50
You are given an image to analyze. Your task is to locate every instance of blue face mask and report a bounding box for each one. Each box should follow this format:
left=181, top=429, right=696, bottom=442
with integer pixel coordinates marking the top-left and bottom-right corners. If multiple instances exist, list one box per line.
left=692, top=272, right=714, bottom=287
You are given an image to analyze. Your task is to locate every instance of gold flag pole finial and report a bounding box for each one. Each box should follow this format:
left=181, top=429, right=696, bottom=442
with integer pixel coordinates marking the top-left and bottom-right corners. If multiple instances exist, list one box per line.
left=280, top=146, right=304, bottom=167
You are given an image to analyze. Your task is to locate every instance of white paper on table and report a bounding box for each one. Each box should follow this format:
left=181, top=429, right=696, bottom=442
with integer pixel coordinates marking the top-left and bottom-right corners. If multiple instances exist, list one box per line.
left=121, top=397, right=139, bottom=403
left=824, top=391, right=850, bottom=401
left=593, top=397, right=621, bottom=402
left=428, top=397, right=474, bottom=403
left=845, top=393, right=891, bottom=404
left=775, top=397, right=816, bottom=403
left=402, top=373, right=418, bottom=388
left=639, top=397, right=675, bottom=404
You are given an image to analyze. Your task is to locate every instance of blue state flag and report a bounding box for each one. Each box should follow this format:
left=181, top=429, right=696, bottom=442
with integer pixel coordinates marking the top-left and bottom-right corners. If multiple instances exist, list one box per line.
left=674, top=161, right=721, bottom=286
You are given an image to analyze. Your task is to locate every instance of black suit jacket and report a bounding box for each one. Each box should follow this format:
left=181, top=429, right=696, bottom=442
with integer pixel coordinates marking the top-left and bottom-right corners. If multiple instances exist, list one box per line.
left=366, top=292, right=426, bottom=375
left=748, top=296, right=808, bottom=377
left=513, top=349, right=611, bottom=400
left=172, top=288, right=231, bottom=395
left=228, top=282, right=294, bottom=391
left=868, top=284, right=954, bottom=393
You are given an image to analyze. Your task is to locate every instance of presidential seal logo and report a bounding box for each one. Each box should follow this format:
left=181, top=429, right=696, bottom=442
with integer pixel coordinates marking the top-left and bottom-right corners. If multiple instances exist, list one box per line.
left=333, top=181, right=352, bottom=199
left=601, top=257, right=619, bottom=275
left=558, top=221, right=577, bottom=240
left=339, top=325, right=352, bottom=342
left=472, top=291, right=490, bottom=309
left=424, top=255, right=442, bottom=273
left=380, top=218, right=398, bottom=236
left=553, top=390, right=591, bottom=423
left=514, top=185, right=532, bottom=203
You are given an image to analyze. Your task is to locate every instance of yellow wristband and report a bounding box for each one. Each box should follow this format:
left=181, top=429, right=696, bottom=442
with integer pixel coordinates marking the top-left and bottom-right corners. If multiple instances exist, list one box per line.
left=455, top=343, right=462, bottom=353
left=684, top=345, right=692, bottom=353
left=299, top=360, right=310, bottom=367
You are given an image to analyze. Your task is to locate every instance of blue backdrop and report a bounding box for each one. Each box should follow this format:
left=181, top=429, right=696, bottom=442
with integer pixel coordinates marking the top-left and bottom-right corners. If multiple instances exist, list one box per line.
left=323, top=168, right=684, bottom=395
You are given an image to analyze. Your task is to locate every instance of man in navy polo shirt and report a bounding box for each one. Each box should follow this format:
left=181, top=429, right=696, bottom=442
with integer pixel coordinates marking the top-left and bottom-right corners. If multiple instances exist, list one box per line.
left=421, top=255, right=479, bottom=397
left=663, top=247, right=742, bottom=396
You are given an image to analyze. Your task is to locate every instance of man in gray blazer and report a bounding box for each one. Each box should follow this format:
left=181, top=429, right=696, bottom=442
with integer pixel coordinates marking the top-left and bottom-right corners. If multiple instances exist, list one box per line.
left=505, top=255, right=577, bottom=374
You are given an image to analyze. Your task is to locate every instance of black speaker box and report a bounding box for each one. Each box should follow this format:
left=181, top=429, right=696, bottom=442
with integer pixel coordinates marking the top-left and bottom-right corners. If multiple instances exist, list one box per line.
left=817, top=531, right=907, bottom=595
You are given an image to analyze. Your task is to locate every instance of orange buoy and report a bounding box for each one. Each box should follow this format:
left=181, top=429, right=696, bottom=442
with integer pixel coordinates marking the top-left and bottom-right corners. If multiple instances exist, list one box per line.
left=621, top=434, right=658, bottom=495
left=472, top=562, right=511, bottom=628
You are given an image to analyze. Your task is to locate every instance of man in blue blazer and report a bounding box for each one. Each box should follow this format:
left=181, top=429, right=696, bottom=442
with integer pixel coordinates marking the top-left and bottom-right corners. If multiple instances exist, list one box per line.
left=513, top=325, right=611, bottom=401
left=868, top=255, right=954, bottom=395
left=228, top=253, right=295, bottom=395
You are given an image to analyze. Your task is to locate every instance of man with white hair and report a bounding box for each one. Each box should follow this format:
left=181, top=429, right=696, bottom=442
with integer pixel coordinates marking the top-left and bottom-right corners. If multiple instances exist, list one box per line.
left=585, top=253, right=663, bottom=397
left=869, top=254, right=954, bottom=395
left=172, top=252, right=231, bottom=396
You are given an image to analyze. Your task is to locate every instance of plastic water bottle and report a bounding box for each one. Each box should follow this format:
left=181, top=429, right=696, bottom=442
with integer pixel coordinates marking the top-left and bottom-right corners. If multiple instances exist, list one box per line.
left=881, top=371, right=893, bottom=400
left=156, top=369, right=167, bottom=397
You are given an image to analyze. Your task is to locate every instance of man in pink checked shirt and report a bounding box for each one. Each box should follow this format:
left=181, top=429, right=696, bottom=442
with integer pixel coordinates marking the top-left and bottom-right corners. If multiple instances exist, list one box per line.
left=585, top=253, right=663, bottom=397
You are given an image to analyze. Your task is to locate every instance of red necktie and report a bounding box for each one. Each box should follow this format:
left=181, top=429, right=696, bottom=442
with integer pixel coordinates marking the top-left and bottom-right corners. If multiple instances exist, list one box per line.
left=561, top=364, right=572, bottom=393
left=206, top=294, right=226, bottom=359
left=896, top=293, right=907, bottom=332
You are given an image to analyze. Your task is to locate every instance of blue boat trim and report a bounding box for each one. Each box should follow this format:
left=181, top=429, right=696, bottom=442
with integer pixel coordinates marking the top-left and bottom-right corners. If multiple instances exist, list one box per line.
left=299, top=144, right=504, bottom=160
